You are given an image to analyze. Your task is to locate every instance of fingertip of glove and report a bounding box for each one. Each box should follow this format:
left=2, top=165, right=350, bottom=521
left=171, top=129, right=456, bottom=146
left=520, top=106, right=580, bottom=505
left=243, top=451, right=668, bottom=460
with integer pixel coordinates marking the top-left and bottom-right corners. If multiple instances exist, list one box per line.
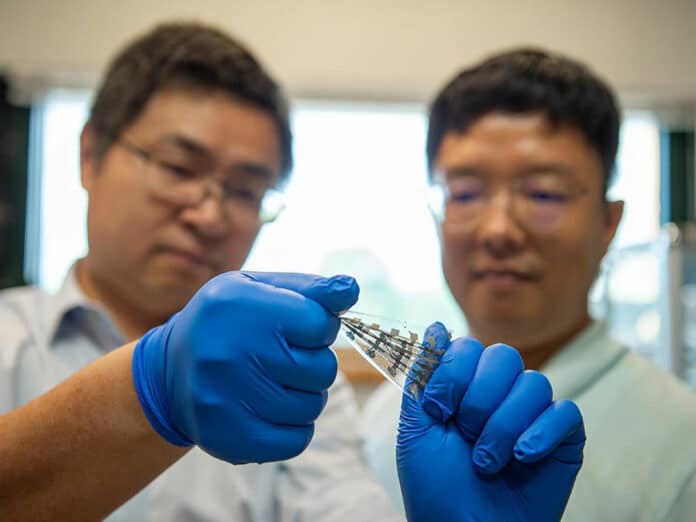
left=422, top=396, right=452, bottom=422
left=328, top=273, right=357, bottom=287
left=513, top=432, right=542, bottom=463
left=425, top=320, right=448, bottom=335
left=472, top=446, right=501, bottom=475
left=321, top=275, right=359, bottom=312
left=422, top=321, right=449, bottom=347
left=328, top=274, right=359, bottom=296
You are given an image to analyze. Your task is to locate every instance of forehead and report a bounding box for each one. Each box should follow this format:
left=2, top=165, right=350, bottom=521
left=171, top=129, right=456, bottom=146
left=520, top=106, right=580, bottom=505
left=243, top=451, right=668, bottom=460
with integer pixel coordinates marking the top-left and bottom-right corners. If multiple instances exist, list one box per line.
left=434, top=112, right=603, bottom=182
left=124, top=88, right=283, bottom=174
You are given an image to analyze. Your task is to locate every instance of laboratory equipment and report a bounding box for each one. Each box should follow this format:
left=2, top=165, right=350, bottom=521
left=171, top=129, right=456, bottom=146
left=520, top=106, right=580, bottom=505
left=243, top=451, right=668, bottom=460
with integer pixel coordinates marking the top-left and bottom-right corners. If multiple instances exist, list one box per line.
left=339, top=311, right=449, bottom=398
left=603, top=222, right=696, bottom=388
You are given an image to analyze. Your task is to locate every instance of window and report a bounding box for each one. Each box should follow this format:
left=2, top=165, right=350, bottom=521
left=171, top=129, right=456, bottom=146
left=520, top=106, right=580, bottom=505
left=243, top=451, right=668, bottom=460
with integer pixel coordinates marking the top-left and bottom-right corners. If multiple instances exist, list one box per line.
left=29, top=93, right=662, bottom=338
left=607, top=112, right=661, bottom=248
left=244, top=101, right=464, bottom=332
left=29, top=95, right=465, bottom=333
left=29, top=90, right=90, bottom=292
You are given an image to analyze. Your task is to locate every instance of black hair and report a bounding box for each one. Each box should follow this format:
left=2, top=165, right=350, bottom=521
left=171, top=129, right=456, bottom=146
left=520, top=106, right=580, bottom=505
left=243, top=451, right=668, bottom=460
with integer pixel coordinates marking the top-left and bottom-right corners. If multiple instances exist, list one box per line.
left=88, top=22, right=293, bottom=178
left=427, top=48, right=621, bottom=194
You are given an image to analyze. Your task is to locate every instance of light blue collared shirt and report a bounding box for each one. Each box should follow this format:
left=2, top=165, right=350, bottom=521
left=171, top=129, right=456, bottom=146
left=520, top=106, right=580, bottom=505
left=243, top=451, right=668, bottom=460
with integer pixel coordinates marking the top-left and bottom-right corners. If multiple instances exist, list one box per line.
left=362, top=321, right=696, bottom=521
left=0, top=266, right=401, bottom=522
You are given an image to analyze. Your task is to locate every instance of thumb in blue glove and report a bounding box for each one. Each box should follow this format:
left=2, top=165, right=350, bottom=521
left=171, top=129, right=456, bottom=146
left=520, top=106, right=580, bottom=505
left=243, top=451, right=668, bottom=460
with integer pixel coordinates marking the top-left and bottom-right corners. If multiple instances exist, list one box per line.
left=132, top=271, right=359, bottom=464
left=397, top=322, right=585, bottom=522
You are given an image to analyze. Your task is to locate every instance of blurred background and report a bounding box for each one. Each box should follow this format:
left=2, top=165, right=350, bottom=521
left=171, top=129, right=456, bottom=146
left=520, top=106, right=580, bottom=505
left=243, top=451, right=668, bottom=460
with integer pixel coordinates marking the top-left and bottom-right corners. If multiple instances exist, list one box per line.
left=1, top=0, right=695, bottom=396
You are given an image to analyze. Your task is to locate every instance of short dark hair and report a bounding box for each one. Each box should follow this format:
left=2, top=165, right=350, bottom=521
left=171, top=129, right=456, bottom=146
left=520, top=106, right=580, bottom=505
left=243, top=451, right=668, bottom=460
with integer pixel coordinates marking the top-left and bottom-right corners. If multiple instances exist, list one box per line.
left=88, top=22, right=293, bottom=179
left=426, top=48, right=621, bottom=194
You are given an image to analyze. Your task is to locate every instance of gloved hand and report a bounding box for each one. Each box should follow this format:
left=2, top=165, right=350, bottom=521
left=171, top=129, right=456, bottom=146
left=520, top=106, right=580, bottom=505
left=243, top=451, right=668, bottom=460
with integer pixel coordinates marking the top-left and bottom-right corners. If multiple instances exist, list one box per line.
left=397, top=323, right=585, bottom=522
left=132, top=271, right=358, bottom=464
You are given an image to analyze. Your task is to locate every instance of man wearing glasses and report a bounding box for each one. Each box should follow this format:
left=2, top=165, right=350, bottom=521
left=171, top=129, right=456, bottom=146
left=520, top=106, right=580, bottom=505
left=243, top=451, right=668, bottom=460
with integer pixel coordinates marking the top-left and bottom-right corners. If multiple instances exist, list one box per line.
left=0, top=25, right=586, bottom=521
left=363, top=48, right=696, bottom=521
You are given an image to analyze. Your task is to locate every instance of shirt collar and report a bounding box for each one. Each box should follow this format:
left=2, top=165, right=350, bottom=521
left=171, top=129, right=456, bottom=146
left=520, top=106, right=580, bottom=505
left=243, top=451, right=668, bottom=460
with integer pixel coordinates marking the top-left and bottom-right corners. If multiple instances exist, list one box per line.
left=541, top=320, right=629, bottom=400
left=46, top=262, right=126, bottom=350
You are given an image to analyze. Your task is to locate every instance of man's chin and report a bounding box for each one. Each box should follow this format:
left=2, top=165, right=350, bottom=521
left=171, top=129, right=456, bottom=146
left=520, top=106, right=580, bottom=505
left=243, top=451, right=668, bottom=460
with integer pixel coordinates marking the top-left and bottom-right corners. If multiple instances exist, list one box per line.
left=464, top=290, right=539, bottom=319
left=463, top=305, right=547, bottom=346
left=141, top=276, right=206, bottom=314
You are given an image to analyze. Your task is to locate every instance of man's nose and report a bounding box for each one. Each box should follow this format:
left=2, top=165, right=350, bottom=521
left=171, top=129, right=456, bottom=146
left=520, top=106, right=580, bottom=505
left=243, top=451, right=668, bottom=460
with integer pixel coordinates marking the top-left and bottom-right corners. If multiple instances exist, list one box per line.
left=179, top=189, right=228, bottom=238
left=476, top=192, right=525, bottom=256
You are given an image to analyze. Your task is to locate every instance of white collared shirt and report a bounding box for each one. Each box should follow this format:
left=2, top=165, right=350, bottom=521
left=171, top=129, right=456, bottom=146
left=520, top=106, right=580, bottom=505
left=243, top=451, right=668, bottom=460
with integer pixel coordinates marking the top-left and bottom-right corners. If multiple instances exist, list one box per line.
left=0, top=267, right=401, bottom=521
left=362, top=321, right=696, bottom=522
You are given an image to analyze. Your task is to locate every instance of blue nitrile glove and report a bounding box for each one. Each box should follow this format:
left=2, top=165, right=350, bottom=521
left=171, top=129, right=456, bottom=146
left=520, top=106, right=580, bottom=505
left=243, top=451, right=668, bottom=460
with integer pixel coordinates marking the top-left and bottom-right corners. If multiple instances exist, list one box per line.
left=397, top=322, right=585, bottom=522
left=132, top=271, right=358, bottom=464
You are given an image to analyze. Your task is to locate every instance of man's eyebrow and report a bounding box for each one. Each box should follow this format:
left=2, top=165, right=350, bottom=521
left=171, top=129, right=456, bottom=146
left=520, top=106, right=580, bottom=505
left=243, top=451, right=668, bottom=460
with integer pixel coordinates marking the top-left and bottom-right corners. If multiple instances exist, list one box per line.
left=517, top=163, right=578, bottom=177
left=439, top=167, right=486, bottom=180
left=157, top=134, right=277, bottom=183
left=157, top=134, right=212, bottom=158
left=229, top=162, right=275, bottom=183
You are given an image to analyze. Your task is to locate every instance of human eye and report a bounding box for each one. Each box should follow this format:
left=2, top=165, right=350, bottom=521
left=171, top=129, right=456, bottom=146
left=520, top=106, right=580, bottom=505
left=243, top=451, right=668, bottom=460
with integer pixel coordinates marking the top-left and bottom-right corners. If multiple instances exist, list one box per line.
left=451, top=191, right=481, bottom=203
left=222, top=178, right=265, bottom=206
left=229, top=187, right=261, bottom=203
left=526, top=189, right=570, bottom=203
left=148, top=150, right=201, bottom=179
left=149, top=145, right=206, bottom=180
left=447, top=176, right=483, bottom=204
left=157, top=161, right=198, bottom=178
left=520, top=175, right=575, bottom=204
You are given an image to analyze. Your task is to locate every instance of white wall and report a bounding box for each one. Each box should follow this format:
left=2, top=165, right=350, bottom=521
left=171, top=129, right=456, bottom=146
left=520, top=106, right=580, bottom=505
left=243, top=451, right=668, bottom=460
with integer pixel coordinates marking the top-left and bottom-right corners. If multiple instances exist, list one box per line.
left=1, top=0, right=695, bottom=103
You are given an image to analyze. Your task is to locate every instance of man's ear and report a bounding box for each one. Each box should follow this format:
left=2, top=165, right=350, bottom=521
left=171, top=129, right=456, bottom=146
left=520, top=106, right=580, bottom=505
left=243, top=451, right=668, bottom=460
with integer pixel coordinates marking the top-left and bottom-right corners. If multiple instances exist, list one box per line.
left=80, top=123, right=98, bottom=191
left=601, top=200, right=624, bottom=255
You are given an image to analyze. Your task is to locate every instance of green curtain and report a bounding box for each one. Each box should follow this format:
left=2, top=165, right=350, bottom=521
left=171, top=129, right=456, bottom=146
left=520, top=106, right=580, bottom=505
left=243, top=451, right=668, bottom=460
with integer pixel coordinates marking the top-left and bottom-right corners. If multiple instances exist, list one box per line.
left=0, top=77, right=30, bottom=289
left=661, top=129, right=696, bottom=224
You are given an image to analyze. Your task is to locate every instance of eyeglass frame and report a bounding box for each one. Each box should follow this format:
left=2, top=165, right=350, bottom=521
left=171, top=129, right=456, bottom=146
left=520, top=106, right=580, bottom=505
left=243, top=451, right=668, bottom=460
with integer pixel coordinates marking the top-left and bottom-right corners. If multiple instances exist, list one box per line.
left=427, top=170, right=591, bottom=233
left=116, top=136, right=286, bottom=225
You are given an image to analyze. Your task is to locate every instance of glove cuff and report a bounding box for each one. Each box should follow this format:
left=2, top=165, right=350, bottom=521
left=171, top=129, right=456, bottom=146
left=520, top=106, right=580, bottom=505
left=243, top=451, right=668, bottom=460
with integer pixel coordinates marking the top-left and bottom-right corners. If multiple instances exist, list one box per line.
left=132, top=324, right=193, bottom=447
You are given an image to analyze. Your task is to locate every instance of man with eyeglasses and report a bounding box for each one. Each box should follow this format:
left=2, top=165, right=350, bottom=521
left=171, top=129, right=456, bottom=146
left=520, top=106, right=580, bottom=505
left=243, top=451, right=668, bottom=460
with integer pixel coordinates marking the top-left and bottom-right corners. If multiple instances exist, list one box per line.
left=0, top=25, right=586, bottom=521
left=362, top=48, right=696, bottom=521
